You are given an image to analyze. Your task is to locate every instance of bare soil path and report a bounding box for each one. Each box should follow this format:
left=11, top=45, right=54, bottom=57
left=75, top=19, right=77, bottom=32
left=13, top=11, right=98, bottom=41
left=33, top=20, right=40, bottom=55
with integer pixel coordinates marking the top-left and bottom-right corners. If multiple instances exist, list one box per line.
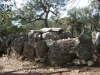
left=0, top=56, right=100, bottom=75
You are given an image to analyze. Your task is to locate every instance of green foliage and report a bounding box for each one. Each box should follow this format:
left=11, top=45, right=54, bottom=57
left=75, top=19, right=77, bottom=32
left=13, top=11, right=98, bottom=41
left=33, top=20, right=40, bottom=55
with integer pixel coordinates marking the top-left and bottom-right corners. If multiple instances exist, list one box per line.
left=0, top=10, right=26, bottom=36
left=22, top=20, right=44, bottom=32
left=67, top=0, right=100, bottom=36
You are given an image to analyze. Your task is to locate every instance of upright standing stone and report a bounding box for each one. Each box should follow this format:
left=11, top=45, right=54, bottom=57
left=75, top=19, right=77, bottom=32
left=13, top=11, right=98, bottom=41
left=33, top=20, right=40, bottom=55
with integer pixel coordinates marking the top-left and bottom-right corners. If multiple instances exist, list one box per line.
left=36, top=40, right=49, bottom=58
left=23, top=42, right=35, bottom=60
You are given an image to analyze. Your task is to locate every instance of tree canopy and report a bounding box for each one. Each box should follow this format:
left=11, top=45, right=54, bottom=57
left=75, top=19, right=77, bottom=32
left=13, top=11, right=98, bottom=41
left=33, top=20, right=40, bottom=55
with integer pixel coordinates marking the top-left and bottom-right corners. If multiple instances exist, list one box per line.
left=14, top=0, right=67, bottom=27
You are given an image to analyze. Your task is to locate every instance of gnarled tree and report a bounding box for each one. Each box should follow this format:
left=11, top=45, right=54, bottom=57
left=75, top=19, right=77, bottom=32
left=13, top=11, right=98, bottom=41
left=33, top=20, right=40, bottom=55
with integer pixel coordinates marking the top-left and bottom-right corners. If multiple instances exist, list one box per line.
left=15, top=0, right=67, bottom=28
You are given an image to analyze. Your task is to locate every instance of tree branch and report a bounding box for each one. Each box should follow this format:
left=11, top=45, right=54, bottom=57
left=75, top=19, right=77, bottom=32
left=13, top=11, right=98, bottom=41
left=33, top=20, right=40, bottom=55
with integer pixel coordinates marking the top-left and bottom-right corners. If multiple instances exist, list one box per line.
left=21, top=17, right=45, bottom=25
left=50, top=10, right=57, bottom=16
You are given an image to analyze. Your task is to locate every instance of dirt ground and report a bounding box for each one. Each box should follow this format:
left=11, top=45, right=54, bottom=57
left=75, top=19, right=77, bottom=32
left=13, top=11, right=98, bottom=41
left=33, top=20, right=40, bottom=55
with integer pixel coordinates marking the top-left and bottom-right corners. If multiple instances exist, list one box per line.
left=0, top=56, right=100, bottom=75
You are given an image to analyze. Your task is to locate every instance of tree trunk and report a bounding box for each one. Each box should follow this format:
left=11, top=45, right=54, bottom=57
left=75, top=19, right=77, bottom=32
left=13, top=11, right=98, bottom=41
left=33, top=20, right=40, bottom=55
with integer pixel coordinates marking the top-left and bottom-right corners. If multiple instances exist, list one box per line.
left=71, top=25, right=74, bottom=37
left=44, top=11, right=49, bottom=28
left=94, top=25, right=98, bottom=32
left=44, top=19, right=49, bottom=28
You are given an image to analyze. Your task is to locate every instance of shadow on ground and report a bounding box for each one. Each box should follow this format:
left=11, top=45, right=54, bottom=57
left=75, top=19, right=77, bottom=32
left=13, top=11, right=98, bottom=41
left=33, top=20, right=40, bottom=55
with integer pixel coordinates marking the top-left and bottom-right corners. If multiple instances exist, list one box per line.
left=0, top=71, right=69, bottom=75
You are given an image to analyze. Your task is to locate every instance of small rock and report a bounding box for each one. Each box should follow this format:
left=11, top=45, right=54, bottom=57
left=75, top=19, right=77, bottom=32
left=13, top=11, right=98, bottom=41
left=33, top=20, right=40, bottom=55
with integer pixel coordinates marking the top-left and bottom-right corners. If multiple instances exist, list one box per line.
left=40, top=58, right=45, bottom=63
left=40, top=55, right=47, bottom=63
left=35, top=58, right=41, bottom=63
left=19, top=55, right=25, bottom=61
left=87, top=60, right=95, bottom=66
left=72, top=69, right=80, bottom=73
left=72, top=59, right=86, bottom=65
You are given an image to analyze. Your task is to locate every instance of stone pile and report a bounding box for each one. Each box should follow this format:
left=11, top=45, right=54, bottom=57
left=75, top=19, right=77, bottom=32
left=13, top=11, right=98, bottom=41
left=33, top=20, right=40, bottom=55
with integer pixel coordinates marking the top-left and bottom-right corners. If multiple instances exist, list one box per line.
left=0, top=28, right=96, bottom=67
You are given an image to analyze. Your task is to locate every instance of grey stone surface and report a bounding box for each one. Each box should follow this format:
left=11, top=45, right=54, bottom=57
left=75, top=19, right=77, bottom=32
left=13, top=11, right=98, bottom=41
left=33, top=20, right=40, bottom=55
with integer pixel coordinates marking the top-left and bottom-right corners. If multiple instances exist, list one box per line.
left=72, top=59, right=86, bottom=65
left=28, top=30, right=35, bottom=43
left=10, top=38, right=24, bottom=59
left=40, top=28, right=64, bottom=32
left=59, top=31, right=72, bottom=39
left=19, top=32, right=28, bottom=41
left=87, top=60, right=95, bottom=66
left=44, top=39, right=54, bottom=47
left=42, top=32, right=60, bottom=40
left=77, top=33, right=93, bottom=61
left=23, top=42, right=35, bottom=60
left=48, top=41, right=72, bottom=66
left=34, top=32, right=41, bottom=42
left=36, top=40, right=49, bottom=58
